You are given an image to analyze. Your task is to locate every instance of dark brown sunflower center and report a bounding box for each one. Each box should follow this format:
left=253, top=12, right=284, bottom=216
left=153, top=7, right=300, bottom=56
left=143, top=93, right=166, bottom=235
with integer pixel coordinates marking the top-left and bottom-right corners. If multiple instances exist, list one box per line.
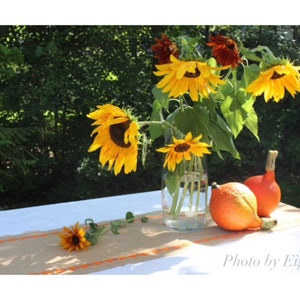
left=174, top=143, right=190, bottom=152
left=109, top=120, right=131, bottom=148
left=184, top=67, right=200, bottom=78
left=72, top=235, right=80, bottom=245
left=225, top=40, right=236, bottom=51
left=271, top=71, right=285, bottom=80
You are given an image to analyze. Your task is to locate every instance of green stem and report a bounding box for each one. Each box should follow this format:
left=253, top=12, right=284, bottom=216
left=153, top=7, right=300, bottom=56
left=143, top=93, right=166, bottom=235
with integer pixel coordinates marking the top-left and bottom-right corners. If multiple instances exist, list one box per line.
left=222, top=67, right=233, bottom=82
left=165, top=156, right=207, bottom=220
left=231, top=68, right=237, bottom=91
left=188, top=156, right=196, bottom=212
left=138, top=120, right=179, bottom=134
left=195, top=157, right=203, bottom=211
left=170, top=178, right=180, bottom=215
left=174, top=175, right=189, bottom=218
left=179, top=95, right=185, bottom=111
left=189, top=178, right=195, bottom=212
left=138, top=120, right=164, bottom=127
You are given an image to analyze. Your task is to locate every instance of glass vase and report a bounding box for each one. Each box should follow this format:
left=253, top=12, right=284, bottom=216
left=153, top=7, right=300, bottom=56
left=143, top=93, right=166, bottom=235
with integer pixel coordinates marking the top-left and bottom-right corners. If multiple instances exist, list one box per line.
left=161, top=155, right=209, bottom=231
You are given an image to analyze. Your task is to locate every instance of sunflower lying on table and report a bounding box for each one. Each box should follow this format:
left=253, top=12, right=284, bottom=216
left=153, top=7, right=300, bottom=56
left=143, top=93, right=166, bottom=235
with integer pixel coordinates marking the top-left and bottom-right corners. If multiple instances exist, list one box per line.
left=59, top=213, right=148, bottom=252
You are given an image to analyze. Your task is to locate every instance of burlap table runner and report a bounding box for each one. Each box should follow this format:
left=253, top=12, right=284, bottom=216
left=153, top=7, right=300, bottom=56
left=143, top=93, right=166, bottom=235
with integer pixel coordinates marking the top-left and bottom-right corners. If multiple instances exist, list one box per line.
left=1, top=203, right=299, bottom=275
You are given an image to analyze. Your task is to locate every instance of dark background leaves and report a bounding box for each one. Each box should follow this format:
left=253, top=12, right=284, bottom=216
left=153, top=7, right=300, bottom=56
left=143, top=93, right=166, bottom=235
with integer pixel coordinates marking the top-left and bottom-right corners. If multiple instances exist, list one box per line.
left=0, top=25, right=299, bottom=209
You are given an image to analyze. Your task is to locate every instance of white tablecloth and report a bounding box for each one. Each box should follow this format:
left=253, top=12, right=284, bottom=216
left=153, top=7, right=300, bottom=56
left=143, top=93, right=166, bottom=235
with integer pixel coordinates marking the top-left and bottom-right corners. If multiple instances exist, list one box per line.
left=0, top=190, right=163, bottom=236
left=1, top=189, right=299, bottom=298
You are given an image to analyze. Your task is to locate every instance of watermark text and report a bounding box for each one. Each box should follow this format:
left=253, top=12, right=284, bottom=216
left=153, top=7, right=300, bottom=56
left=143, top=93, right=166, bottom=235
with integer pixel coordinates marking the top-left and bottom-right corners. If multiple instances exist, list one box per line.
left=223, top=253, right=300, bottom=271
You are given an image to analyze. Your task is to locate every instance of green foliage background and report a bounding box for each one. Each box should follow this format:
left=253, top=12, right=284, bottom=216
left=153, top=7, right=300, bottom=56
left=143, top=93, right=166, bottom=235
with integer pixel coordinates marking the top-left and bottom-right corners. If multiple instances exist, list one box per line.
left=0, top=25, right=299, bottom=209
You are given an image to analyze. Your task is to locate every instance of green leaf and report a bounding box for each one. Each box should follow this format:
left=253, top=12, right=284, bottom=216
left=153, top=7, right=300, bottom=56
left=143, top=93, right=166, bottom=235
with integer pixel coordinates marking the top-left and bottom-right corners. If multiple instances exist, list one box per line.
left=85, top=232, right=99, bottom=246
left=242, top=96, right=259, bottom=140
left=149, top=99, right=165, bottom=140
left=208, top=115, right=240, bottom=159
left=220, top=76, right=259, bottom=141
left=152, top=86, right=170, bottom=110
left=220, top=95, right=245, bottom=138
left=164, top=171, right=180, bottom=196
left=241, top=64, right=260, bottom=87
left=111, top=221, right=120, bottom=234
left=239, top=45, right=262, bottom=63
left=173, top=105, right=209, bottom=139
left=85, top=218, right=98, bottom=231
left=125, top=211, right=135, bottom=223
left=141, top=216, right=148, bottom=223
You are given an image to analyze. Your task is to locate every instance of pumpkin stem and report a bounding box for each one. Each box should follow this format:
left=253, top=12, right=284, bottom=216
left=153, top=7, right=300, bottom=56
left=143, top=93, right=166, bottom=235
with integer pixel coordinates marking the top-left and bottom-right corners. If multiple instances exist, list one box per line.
left=260, top=217, right=277, bottom=230
left=265, top=150, right=278, bottom=172
left=211, top=182, right=219, bottom=189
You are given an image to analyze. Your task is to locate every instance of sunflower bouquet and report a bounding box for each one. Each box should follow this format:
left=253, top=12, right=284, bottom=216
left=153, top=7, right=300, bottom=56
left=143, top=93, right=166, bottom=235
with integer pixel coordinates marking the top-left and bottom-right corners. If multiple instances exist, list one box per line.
left=87, top=31, right=300, bottom=229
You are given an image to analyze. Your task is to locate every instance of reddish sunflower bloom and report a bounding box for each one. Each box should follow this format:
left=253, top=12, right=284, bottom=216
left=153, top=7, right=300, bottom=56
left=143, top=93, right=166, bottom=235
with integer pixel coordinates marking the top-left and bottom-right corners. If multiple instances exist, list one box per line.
left=151, top=33, right=179, bottom=64
left=207, top=34, right=242, bottom=68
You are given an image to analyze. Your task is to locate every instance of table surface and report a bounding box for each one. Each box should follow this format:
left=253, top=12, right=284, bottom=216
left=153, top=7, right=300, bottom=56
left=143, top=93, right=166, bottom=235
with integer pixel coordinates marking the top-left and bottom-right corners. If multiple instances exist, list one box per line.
left=1, top=189, right=300, bottom=277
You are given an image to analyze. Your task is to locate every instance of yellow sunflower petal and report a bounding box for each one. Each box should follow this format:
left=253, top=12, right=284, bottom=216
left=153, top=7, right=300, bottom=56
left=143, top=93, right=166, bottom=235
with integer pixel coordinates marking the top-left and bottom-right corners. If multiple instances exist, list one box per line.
left=87, top=104, right=140, bottom=175
left=154, top=57, right=227, bottom=101
left=157, top=132, right=211, bottom=172
left=246, top=62, right=300, bottom=102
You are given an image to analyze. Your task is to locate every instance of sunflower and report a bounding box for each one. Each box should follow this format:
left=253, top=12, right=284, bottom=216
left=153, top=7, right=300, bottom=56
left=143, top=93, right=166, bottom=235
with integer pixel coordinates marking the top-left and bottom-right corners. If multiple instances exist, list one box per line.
left=156, top=132, right=211, bottom=172
left=59, top=222, right=91, bottom=252
left=207, top=34, right=242, bottom=68
left=151, top=33, right=179, bottom=64
left=154, top=55, right=228, bottom=101
left=87, top=104, right=140, bottom=175
left=246, top=63, right=300, bottom=102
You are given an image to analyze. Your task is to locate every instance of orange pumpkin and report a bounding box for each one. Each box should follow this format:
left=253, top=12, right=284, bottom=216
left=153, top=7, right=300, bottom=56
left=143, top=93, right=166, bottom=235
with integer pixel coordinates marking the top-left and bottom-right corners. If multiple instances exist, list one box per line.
left=244, top=150, right=281, bottom=217
left=209, top=182, right=277, bottom=231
